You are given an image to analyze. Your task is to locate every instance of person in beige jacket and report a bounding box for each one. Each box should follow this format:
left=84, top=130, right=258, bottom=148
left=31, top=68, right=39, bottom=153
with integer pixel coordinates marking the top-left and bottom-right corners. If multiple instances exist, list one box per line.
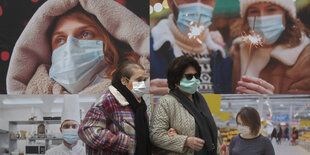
left=150, top=55, right=218, bottom=155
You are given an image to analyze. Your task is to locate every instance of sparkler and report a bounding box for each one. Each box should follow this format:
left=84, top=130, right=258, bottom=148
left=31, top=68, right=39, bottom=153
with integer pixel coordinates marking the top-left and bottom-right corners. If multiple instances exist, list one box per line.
left=188, top=24, right=205, bottom=44
left=242, top=16, right=263, bottom=75
left=187, top=14, right=206, bottom=45
left=241, top=31, right=263, bottom=48
left=241, top=16, right=263, bottom=48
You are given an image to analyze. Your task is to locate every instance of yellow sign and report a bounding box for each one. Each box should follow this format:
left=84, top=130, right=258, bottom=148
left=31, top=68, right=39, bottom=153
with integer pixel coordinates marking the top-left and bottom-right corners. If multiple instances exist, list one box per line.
left=300, top=121, right=310, bottom=127
left=202, top=94, right=231, bottom=121
left=219, top=112, right=230, bottom=121
left=202, top=94, right=221, bottom=114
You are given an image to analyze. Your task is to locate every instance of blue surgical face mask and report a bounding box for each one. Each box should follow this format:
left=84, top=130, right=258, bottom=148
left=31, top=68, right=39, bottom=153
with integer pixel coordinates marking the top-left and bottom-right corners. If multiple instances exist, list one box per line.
left=62, top=129, right=79, bottom=144
left=248, top=14, right=285, bottom=45
left=176, top=2, right=213, bottom=34
left=179, top=77, right=201, bottom=94
left=49, top=36, right=104, bottom=93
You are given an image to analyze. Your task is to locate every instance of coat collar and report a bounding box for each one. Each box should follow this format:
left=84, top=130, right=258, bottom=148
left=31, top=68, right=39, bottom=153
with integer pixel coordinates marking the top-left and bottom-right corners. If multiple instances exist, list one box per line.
left=109, top=85, right=129, bottom=106
left=151, top=17, right=175, bottom=51
left=234, top=35, right=310, bottom=77
left=271, top=35, right=310, bottom=66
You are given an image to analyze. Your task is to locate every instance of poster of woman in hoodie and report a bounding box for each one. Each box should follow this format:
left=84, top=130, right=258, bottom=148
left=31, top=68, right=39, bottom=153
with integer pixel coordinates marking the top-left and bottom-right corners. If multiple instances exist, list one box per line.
left=5, top=0, right=149, bottom=94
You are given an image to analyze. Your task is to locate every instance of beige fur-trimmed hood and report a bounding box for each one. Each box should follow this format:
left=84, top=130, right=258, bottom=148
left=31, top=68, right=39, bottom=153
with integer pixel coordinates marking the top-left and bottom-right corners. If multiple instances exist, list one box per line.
left=6, top=0, right=149, bottom=94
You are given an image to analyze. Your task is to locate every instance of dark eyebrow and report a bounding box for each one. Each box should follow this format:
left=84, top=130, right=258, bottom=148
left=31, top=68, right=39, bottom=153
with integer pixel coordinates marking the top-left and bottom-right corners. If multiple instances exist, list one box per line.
left=265, top=4, right=277, bottom=8
left=136, top=75, right=148, bottom=81
left=247, top=6, right=257, bottom=10
left=76, top=25, right=99, bottom=32
left=52, top=25, right=99, bottom=36
left=136, top=76, right=144, bottom=80
left=248, top=3, right=277, bottom=10
left=52, top=31, right=65, bottom=38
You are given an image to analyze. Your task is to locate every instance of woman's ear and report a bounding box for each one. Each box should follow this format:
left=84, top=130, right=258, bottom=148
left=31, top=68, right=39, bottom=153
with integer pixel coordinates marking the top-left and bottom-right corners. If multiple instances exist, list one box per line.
left=121, top=77, right=128, bottom=85
left=175, top=83, right=179, bottom=89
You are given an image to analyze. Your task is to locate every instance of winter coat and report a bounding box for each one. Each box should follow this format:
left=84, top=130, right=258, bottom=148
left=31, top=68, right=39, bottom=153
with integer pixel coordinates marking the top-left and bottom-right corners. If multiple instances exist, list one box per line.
left=78, top=86, right=141, bottom=155
left=150, top=94, right=218, bottom=155
left=230, top=35, right=310, bottom=94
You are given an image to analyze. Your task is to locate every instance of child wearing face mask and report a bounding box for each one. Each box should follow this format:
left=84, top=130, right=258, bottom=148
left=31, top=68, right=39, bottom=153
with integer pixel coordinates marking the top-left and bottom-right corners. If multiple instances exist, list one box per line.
left=224, top=107, right=275, bottom=155
left=230, top=0, right=310, bottom=94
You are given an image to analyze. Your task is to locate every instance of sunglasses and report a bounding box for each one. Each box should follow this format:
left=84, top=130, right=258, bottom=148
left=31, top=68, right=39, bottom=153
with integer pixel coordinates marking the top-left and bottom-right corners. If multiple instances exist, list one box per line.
left=184, top=73, right=200, bottom=80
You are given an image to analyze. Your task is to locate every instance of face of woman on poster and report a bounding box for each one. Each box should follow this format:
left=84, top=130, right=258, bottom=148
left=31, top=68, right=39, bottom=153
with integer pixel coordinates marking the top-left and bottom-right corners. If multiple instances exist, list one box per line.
left=246, top=2, right=286, bottom=45
left=51, top=12, right=105, bottom=50
left=247, top=2, right=285, bottom=20
left=170, top=0, right=216, bottom=35
left=49, top=11, right=117, bottom=93
left=173, top=0, right=216, bottom=7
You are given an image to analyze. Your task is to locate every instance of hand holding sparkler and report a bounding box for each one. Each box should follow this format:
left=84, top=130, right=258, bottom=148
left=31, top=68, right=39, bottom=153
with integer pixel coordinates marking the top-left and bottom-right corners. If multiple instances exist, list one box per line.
left=236, top=76, right=275, bottom=94
left=242, top=16, right=263, bottom=76
left=237, top=16, right=274, bottom=94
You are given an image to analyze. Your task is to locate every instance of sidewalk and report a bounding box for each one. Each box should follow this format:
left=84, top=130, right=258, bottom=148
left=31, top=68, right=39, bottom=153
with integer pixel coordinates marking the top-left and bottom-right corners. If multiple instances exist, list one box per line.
left=271, top=139, right=310, bottom=155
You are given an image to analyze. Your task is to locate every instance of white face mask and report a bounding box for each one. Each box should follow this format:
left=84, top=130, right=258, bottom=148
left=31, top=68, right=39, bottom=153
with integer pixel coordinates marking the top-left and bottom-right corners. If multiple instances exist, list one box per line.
left=131, top=81, right=146, bottom=98
left=238, top=125, right=251, bottom=135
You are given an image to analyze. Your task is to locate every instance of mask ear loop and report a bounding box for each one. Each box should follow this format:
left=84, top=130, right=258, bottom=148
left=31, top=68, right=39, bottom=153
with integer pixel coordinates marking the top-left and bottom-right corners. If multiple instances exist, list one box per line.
left=125, top=77, right=130, bottom=83
left=172, top=0, right=179, bottom=9
left=172, top=0, right=179, bottom=23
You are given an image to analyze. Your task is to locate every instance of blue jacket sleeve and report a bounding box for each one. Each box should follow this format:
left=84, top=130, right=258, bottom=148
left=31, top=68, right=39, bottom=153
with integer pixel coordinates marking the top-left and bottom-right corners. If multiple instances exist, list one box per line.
left=150, top=36, right=175, bottom=80
left=211, top=50, right=233, bottom=94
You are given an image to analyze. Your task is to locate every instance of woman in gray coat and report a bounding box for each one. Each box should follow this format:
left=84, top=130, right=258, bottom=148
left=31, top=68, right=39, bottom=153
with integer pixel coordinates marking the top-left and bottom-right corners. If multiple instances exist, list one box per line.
left=150, top=55, right=218, bottom=155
